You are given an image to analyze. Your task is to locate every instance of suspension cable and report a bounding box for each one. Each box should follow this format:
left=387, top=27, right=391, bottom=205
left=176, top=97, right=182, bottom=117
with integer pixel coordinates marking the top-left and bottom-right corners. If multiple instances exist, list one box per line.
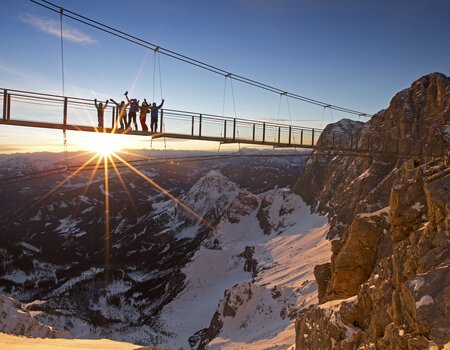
left=59, top=7, right=69, bottom=170
left=29, top=0, right=371, bottom=117
left=59, top=8, right=65, bottom=96
left=157, top=50, right=163, bottom=99
left=222, top=75, right=228, bottom=117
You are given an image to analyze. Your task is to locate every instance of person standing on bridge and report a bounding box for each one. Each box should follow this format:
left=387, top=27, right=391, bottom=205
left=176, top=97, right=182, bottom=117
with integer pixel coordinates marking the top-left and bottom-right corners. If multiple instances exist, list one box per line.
left=150, top=99, right=164, bottom=133
left=94, top=98, right=109, bottom=130
left=139, top=99, right=151, bottom=131
left=109, top=99, right=127, bottom=129
left=124, top=91, right=139, bottom=130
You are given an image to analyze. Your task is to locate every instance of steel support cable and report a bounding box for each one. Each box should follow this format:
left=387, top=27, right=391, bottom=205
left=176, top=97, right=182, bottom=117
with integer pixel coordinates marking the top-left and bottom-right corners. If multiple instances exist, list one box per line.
left=29, top=0, right=371, bottom=117
left=285, top=95, right=296, bottom=143
left=157, top=50, right=163, bottom=100
left=229, top=78, right=241, bottom=153
left=153, top=50, right=157, bottom=101
left=59, top=7, right=69, bottom=170
left=222, top=75, right=228, bottom=117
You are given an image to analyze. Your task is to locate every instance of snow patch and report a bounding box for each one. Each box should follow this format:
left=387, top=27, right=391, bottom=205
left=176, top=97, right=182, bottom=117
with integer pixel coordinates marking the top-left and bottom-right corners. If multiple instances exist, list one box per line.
left=415, top=295, right=434, bottom=308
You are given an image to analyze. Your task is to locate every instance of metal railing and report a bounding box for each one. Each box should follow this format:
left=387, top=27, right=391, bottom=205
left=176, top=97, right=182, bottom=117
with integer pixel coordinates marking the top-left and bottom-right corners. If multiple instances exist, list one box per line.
left=0, top=87, right=448, bottom=157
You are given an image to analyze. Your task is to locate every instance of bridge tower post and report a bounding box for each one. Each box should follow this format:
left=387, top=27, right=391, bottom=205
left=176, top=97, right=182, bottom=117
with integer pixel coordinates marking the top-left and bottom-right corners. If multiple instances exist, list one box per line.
left=233, top=118, right=236, bottom=141
left=2, top=89, right=7, bottom=120
left=7, top=94, right=11, bottom=120
left=312, top=129, right=315, bottom=146
left=300, top=129, right=303, bottom=146
left=278, top=126, right=281, bottom=144
left=224, top=120, right=227, bottom=139
left=191, top=116, right=195, bottom=136
left=63, top=97, right=68, bottom=130
left=288, top=126, right=292, bottom=145
left=160, top=110, right=164, bottom=133
left=262, top=122, right=266, bottom=143
left=199, top=114, right=202, bottom=137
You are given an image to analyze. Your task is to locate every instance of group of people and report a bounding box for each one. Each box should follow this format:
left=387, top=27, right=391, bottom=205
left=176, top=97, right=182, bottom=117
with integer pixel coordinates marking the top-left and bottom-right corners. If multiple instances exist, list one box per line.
left=94, top=91, right=164, bottom=132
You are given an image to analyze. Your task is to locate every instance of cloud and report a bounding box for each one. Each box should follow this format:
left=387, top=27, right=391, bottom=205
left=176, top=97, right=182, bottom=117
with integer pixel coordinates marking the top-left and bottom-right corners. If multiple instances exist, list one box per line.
left=19, top=13, right=96, bottom=45
left=0, top=62, right=27, bottom=78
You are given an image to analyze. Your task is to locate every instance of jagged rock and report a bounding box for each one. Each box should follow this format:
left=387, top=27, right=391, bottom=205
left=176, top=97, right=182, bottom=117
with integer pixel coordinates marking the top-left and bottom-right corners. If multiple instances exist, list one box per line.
left=295, top=72, right=450, bottom=239
left=314, top=263, right=331, bottom=304
left=295, top=73, right=450, bottom=349
left=324, top=208, right=390, bottom=301
left=223, top=191, right=258, bottom=223
left=296, top=160, right=450, bottom=349
left=240, top=246, right=258, bottom=277
left=295, top=296, right=361, bottom=350
left=197, top=282, right=253, bottom=350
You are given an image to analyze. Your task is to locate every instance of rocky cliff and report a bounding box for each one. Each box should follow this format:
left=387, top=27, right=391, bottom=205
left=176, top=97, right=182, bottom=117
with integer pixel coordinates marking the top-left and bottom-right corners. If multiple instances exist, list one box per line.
left=294, top=73, right=450, bottom=349
left=295, top=72, right=449, bottom=238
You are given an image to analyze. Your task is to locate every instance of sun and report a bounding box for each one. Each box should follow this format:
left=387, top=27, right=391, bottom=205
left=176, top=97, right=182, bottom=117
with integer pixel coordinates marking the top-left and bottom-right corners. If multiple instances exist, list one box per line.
left=79, top=132, right=125, bottom=156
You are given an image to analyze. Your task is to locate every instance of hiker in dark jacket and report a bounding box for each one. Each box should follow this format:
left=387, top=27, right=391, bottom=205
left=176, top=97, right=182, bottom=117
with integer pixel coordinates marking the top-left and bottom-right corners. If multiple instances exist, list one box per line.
left=109, top=99, right=127, bottom=129
left=124, top=91, right=139, bottom=130
left=150, top=99, right=164, bottom=132
left=94, top=98, right=109, bottom=129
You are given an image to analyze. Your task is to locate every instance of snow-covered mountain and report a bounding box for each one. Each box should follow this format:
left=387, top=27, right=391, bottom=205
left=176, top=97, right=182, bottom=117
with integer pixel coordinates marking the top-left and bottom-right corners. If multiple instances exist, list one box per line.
left=0, top=151, right=326, bottom=349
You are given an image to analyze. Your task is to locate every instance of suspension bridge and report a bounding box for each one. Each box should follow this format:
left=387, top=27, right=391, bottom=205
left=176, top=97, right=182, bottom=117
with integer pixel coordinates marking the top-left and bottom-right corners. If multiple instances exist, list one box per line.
left=1, top=88, right=448, bottom=160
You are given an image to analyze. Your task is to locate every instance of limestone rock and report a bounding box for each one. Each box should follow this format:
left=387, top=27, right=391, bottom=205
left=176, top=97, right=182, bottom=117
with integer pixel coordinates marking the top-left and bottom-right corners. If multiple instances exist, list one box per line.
left=295, top=73, right=450, bottom=350
left=325, top=208, right=390, bottom=301
left=314, top=263, right=331, bottom=304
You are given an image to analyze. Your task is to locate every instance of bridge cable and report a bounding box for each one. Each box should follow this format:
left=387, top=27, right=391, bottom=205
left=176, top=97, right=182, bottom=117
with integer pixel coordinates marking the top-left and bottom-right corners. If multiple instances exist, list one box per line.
left=59, top=7, right=69, bottom=170
left=285, top=95, right=296, bottom=144
left=28, top=0, right=372, bottom=118
left=230, top=78, right=240, bottom=150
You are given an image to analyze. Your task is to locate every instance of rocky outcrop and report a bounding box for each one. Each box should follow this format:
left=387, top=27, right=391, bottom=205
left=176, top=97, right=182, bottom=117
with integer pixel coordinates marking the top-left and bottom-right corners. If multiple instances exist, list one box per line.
left=295, top=72, right=450, bottom=239
left=295, top=73, right=450, bottom=349
left=323, top=208, right=390, bottom=303
left=297, top=161, right=450, bottom=349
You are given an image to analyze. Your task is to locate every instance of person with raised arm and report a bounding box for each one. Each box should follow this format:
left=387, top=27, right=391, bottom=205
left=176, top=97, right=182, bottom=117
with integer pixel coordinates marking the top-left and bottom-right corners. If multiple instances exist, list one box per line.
left=150, top=99, right=164, bottom=133
left=109, top=98, right=127, bottom=129
left=124, top=91, right=139, bottom=130
left=94, top=98, right=109, bottom=130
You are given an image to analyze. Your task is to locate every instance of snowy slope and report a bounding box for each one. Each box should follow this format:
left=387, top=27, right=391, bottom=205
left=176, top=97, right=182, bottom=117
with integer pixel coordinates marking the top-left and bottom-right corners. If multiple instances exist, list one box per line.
left=0, top=332, right=152, bottom=350
left=0, top=295, right=70, bottom=338
left=157, top=187, right=330, bottom=349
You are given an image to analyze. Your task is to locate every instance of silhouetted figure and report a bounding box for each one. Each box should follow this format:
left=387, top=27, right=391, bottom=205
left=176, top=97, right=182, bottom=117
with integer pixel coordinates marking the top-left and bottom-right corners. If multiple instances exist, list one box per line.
left=110, top=99, right=127, bottom=129
left=150, top=99, right=164, bottom=133
left=94, top=98, right=109, bottom=129
left=139, top=99, right=151, bottom=131
left=125, top=91, right=139, bottom=130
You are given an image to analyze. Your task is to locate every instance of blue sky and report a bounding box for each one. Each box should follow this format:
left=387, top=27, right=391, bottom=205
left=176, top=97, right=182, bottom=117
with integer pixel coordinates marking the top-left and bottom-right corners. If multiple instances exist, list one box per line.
left=0, top=0, right=449, bottom=153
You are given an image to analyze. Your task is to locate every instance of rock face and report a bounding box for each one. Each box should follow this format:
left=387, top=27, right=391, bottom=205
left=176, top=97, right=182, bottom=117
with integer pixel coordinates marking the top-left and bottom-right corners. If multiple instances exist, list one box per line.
left=295, top=73, right=450, bottom=349
left=295, top=72, right=450, bottom=239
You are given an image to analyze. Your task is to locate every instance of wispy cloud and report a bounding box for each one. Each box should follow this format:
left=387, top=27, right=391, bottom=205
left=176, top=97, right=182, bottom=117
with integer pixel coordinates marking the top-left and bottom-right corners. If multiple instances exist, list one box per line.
left=0, top=62, right=27, bottom=78
left=19, top=13, right=96, bottom=45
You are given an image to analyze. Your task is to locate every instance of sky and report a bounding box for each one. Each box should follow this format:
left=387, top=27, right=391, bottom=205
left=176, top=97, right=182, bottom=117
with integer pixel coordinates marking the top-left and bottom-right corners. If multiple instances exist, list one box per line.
left=0, top=0, right=449, bottom=153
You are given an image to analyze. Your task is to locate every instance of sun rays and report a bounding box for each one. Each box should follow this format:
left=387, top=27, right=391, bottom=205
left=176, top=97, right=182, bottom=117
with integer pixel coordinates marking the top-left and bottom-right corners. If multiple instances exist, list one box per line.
left=27, top=134, right=211, bottom=285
